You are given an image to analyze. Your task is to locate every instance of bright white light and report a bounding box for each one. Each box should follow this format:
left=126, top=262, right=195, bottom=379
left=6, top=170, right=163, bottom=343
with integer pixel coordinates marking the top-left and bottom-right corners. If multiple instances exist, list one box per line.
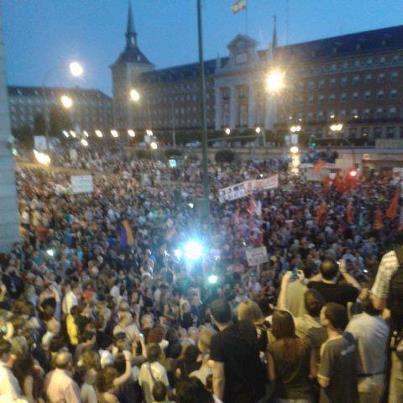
left=259, top=174, right=264, bottom=178
left=349, top=170, right=357, bottom=177
left=188, top=203, right=194, bottom=209
left=81, top=139, right=89, bottom=147
left=95, top=130, right=103, bottom=138
left=70, top=130, right=76, bottom=138
left=354, top=115, right=359, bottom=119
left=69, top=61, right=84, bottom=77
left=60, top=95, right=73, bottom=109
left=174, top=249, right=183, bottom=259
left=330, top=123, right=343, bottom=132
left=290, top=146, right=299, bottom=154
left=290, top=125, right=302, bottom=133
left=128, top=129, right=136, bottom=137
left=129, top=88, right=140, bottom=102
left=34, top=150, right=51, bottom=166
left=265, top=69, right=285, bottom=93
left=146, top=129, right=154, bottom=136
left=225, top=128, right=231, bottom=135
left=208, top=275, right=219, bottom=285
left=184, top=240, right=203, bottom=261
left=83, top=130, right=89, bottom=138
left=150, top=142, right=158, bottom=150
left=12, top=148, right=18, bottom=156
left=330, top=114, right=335, bottom=119
left=46, top=249, right=54, bottom=257
left=62, top=130, right=69, bottom=138
left=111, top=129, right=119, bottom=138
left=255, top=127, right=261, bottom=134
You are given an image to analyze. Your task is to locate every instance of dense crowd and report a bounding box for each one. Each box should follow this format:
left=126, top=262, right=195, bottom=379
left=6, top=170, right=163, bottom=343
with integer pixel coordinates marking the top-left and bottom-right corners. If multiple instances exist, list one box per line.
left=0, top=147, right=402, bottom=403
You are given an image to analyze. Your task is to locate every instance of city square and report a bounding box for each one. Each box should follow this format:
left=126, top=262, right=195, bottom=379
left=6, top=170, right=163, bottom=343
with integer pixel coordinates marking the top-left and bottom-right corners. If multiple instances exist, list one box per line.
left=0, top=1, right=402, bottom=402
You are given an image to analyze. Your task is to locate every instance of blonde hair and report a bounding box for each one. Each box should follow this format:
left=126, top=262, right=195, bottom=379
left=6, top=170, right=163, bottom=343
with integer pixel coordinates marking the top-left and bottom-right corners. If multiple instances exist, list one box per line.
left=237, top=300, right=264, bottom=325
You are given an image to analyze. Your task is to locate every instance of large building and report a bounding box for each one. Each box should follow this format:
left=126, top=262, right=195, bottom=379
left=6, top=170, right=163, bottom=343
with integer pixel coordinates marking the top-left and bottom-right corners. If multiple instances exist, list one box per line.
left=0, top=12, right=19, bottom=252
left=112, top=3, right=403, bottom=143
left=8, top=86, right=113, bottom=136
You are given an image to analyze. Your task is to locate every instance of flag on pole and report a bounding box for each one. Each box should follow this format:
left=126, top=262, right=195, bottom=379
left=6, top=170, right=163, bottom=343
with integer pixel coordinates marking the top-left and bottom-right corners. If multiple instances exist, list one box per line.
left=346, top=202, right=354, bottom=225
left=232, top=0, right=247, bottom=14
left=314, top=159, right=326, bottom=173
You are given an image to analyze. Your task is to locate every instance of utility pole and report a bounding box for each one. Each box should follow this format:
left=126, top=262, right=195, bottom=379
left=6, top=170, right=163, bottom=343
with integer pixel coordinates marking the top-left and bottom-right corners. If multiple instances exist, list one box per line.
left=197, top=0, right=210, bottom=220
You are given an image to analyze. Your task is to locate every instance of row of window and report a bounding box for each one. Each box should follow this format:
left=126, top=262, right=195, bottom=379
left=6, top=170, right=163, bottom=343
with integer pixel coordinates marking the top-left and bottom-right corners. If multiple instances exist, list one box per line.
left=298, top=70, right=399, bottom=89
left=299, top=88, right=400, bottom=104
left=304, top=125, right=403, bottom=139
left=298, top=53, right=402, bottom=76
left=9, top=97, right=111, bottom=108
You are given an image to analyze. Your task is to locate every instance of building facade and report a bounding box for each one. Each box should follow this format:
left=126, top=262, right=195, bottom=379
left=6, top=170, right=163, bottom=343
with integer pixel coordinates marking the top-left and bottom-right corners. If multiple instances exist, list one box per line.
left=112, top=3, right=403, bottom=143
left=8, top=86, right=113, bottom=135
left=0, top=12, right=19, bottom=251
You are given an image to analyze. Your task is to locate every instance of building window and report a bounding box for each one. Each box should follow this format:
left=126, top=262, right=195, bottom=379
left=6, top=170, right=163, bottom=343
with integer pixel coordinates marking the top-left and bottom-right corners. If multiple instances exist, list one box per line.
left=318, top=95, right=325, bottom=104
left=340, top=93, right=347, bottom=102
left=351, top=109, right=359, bottom=119
left=317, top=111, right=324, bottom=121
left=342, top=61, right=349, bottom=69
left=379, top=56, right=386, bottom=64
left=377, top=90, right=385, bottom=99
left=388, top=107, right=397, bottom=117
left=363, top=108, right=371, bottom=118
left=390, top=89, right=398, bottom=98
left=366, top=58, right=373, bottom=65
left=330, top=78, right=337, bottom=86
left=377, top=73, right=385, bottom=82
left=341, top=76, right=348, bottom=86
left=391, top=71, right=399, bottom=79
left=375, top=108, right=384, bottom=118
left=307, top=112, right=314, bottom=121
left=308, top=95, right=314, bottom=104
left=340, top=110, right=346, bottom=118
left=365, top=73, right=372, bottom=81
left=329, top=94, right=336, bottom=102
left=374, top=127, right=383, bottom=137
left=352, top=92, right=359, bottom=100
left=352, top=75, right=360, bottom=84
left=349, top=127, right=358, bottom=138
left=318, top=79, right=325, bottom=88
left=386, top=126, right=396, bottom=138
left=364, top=91, right=371, bottom=99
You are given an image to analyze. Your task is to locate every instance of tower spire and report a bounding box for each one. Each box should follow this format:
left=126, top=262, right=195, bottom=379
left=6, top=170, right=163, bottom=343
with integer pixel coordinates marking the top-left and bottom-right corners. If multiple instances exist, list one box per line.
left=272, top=15, right=278, bottom=51
left=126, top=1, right=137, bottom=48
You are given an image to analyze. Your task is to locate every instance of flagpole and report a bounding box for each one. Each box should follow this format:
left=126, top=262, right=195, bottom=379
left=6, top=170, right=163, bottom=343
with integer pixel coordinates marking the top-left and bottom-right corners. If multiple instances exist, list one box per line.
left=245, top=1, right=248, bottom=35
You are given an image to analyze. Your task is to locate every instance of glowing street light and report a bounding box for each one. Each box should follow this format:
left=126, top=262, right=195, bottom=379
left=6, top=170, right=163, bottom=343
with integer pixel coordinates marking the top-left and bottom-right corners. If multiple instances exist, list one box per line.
left=255, top=127, right=261, bottom=134
left=83, top=130, right=89, bottom=138
left=146, top=129, right=154, bottom=136
left=290, top=146, right=299, bottom=154
left=290, top=125, right=302, bottom=133
left=69, top=61, right=84, bottom=77
left=129, top=88, right=140, bottom=103
left=265, top=69, right=285, bottom=94
left=111, top=129, right=119, bottom=138
left=208, top=274, right=219, bottom=285
left=150, top=141, right=158, bottom=150
left=95, top=130, right=103, bottom=138
left=184, top=240, right=203, bottom=261
left=62, top=130, right=69, bottom=138
left=60, top=95, right=73, bottom=109
left=330, top=123, right=343, bottom=132
left=69, top=130, right=77, bottom=138
left=128, top=129, right=136, bottom=137
left=225, top=127, right=231, bottom=135
left=80, top=138, right=89, bottom=147
left=33, top=150, right=51, bottom=166
left=46, top=249, right=55, bottom=257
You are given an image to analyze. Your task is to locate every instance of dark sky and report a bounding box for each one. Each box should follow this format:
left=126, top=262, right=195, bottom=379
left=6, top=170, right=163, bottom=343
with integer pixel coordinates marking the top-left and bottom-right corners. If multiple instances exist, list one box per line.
left=3, top=0, right=403, bottom=95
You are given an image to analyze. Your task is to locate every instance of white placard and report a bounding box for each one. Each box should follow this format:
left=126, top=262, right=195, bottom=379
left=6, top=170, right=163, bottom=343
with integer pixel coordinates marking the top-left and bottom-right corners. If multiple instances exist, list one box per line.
left=218, top=174, right=278, bottom=203
left=34, top=136, right=47, bottom=151
left=71, top=175, right=93, bottom=194
left=245, top=246, right=269, bottom=267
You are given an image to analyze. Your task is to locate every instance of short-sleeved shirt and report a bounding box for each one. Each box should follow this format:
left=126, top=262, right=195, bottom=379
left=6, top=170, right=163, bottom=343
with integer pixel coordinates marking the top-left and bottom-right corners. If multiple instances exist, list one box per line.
left=308, top=281, right=359, bottom=307
left=210, top=321, right=265, bottom=403
left=371, top=250, right=398, bottom=300
left=268, top=338, right=313, bottom=399
left=318, top=332, right=358, bottom=403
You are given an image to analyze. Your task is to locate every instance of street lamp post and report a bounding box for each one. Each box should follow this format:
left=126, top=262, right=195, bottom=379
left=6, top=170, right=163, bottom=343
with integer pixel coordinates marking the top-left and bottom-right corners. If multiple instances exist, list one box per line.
left=197, top=0, right=210, bottom=221
left=42, top=61, right=83, bottom=149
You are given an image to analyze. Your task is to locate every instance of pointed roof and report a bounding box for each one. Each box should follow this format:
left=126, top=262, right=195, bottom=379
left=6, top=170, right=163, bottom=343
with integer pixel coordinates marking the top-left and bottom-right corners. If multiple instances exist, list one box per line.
left=227, top=34, right=258, bottom=50
left=113, top=1, right=152, bottom=66
left=272, top=15, right=278, bottom=50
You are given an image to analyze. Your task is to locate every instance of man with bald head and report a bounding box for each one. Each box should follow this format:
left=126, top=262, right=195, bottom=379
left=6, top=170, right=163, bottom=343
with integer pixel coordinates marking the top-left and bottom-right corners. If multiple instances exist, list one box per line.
left=44, top=351, right=81, bottom=403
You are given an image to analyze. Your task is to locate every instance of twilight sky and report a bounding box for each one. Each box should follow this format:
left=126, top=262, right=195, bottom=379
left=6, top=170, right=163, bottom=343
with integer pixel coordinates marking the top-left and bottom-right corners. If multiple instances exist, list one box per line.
left=3, top=0, right=403, bottom=95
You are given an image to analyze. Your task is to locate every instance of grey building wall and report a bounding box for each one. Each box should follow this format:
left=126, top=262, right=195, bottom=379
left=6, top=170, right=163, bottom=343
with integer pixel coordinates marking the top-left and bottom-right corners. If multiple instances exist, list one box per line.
left=0, top=13, right=19, bottom=252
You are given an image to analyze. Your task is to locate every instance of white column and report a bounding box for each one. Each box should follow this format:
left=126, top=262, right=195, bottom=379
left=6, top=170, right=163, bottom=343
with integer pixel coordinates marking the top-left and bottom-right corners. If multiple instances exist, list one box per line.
left=214, top=86, right=222, bottom=130
left=248, top=84, right=256, bottom=128
left=229, top=86, right=237, bottom=129
left=0, top=13, right=19, bottom=252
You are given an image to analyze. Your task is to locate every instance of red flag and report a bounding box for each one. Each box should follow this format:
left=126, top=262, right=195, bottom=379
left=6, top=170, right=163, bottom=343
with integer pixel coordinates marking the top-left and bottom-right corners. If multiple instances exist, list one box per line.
left=386, top=188, right=400, bottom=220
left=247, top=196, right=257, bottom=216
left=316, top=201, right=328, bottom=225
left=335, top=172, right=346, bottom=193
left=373, top=208, right=384, bottom=230
left=314, top=159, right=326, bottom=173
left=346, top=202, right=354, bottom=225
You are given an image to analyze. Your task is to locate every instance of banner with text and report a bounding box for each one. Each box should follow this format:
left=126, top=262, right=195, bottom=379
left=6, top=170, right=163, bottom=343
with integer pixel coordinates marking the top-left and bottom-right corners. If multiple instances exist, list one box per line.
left=218, top=174, right=278, bottom=203
left=71, top=175, right=93, bottom=194
left=245, top=246, right=269, bottom=267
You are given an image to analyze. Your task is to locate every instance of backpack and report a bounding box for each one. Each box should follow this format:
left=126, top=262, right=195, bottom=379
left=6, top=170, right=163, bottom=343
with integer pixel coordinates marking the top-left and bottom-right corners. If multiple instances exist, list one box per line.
left=388, top=247, right=403, bottom=360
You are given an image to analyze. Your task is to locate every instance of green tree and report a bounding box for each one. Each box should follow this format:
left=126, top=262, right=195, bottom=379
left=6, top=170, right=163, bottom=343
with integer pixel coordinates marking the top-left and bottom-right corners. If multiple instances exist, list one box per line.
left=49, top=106, right=72, bottom=137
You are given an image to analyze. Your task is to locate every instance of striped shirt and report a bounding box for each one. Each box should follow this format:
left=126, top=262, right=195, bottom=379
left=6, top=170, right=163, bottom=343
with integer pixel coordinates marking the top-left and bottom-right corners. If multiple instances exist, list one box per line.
left=371, top=251, right=399, bottom=300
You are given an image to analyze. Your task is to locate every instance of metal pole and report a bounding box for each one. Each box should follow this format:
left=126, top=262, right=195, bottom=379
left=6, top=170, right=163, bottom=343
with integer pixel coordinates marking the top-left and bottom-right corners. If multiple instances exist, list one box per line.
left=171, top=100, right=176, bottom=148
left=197, top=0, right=210, bottom=220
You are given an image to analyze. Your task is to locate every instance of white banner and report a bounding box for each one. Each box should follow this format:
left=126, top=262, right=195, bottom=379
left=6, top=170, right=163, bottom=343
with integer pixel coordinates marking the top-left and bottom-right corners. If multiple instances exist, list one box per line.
left=218, top=174, right=278, bottom=203
left=71, top=175, right=93, bottom=194
left=245, top=246, right=269, bottom=267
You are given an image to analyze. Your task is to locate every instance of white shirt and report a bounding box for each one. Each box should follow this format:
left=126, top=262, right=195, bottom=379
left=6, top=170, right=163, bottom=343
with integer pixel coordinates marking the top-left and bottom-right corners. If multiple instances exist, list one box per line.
left=0, top=362, right=22, bottom=400
left=139, top=362, right=169, bottom=403
left=62, top=290, right=78, bottom=315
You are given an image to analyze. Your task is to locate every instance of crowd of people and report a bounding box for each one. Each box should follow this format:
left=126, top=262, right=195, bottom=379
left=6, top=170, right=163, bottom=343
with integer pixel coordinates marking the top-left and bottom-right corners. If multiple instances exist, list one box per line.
left=0, top=145, right=402, bottom=403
